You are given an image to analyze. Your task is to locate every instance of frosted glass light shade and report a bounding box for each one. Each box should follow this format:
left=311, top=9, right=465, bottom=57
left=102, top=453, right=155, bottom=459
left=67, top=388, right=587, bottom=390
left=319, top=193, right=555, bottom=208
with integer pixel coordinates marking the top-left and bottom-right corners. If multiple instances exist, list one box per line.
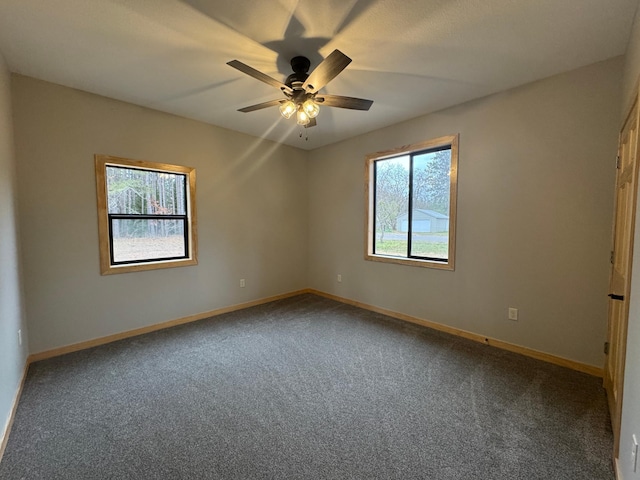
left=279, top=100, right=296, bottom=119
left=296, top=108, right=310, bottom=126
left=302, top=99, right=320, bottom=118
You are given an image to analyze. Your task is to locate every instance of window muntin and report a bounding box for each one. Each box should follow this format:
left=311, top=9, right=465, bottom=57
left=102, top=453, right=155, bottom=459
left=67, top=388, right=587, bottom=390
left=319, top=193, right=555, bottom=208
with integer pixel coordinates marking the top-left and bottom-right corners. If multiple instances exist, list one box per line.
left=366, top=135, right=458, bottom=270
left=95, top=155, right=197, bottom=275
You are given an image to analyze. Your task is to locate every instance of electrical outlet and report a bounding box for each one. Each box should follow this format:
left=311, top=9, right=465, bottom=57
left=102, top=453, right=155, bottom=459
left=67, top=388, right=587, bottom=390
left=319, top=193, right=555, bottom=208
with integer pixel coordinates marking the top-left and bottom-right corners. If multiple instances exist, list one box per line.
left=18, top=329, right=22, bottom=346
left=240, top=279, right=245, bottom=288
left=632, top=434, right=638, bottom=473
left=337, top=274, right=342, bottom=283
left=508, top=308, right=518, bottom=321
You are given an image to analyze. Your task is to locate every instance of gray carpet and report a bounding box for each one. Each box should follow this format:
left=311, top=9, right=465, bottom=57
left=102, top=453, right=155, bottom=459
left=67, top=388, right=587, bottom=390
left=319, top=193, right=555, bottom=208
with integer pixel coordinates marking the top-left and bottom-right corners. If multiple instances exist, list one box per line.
left=0, top=294, right=613, bottom=479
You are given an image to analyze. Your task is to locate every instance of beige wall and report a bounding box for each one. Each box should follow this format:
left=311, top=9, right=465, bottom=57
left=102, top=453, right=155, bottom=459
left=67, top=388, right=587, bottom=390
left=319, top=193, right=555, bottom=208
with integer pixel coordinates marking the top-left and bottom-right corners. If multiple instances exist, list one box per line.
left=622, top=3, right=640, bottom=118
left=4, top=53, right=628, bottom=458
left=619, top=5, right=640, bottom=479
left=12, top=75, right=309, bottom=353
left=307, top=58, right=622, bottom=368
left=10, top=57, right=623, bottom=366
left=0, top=54, right=28, bottom=443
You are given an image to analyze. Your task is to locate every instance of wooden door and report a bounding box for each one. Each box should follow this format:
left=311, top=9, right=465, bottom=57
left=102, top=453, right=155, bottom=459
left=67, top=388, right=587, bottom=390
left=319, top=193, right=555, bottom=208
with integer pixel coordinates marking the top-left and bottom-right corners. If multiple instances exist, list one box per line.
left=605, top=99, right=640, bottom=458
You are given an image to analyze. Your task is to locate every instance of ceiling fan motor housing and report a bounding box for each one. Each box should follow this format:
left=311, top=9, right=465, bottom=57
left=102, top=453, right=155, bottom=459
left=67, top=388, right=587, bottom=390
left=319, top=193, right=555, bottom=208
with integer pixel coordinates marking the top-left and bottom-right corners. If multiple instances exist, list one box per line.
left=285, top=56, right=311, bottom=89
left=290, top=56, right=310, bottom=73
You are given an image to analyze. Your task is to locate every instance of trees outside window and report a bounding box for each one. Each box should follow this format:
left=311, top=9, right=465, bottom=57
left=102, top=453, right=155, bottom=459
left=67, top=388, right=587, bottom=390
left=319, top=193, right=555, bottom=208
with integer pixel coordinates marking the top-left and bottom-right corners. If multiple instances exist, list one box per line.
left=95, top=155, right=197, bottom=275
left=365, top=135, right=458, bottom=270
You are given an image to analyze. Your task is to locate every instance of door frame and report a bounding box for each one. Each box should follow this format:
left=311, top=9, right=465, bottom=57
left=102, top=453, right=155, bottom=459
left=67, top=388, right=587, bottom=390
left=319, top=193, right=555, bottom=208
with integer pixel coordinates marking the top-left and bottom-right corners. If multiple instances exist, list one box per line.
left=605, top=95, right=640, bottom=460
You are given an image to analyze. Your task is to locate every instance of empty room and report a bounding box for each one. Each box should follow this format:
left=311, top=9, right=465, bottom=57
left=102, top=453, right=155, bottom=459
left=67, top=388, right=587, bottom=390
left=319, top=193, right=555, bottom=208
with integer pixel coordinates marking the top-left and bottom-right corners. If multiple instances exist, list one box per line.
left=2, top=1, right=640, bottom=479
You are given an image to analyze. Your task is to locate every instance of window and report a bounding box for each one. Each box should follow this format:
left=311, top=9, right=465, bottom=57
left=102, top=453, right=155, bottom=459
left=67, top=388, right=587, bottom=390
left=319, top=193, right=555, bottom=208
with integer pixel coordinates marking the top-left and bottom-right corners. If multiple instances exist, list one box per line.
left=95, top=155, right=197, bottom=275
left=365, top=135, right=458, bottom=270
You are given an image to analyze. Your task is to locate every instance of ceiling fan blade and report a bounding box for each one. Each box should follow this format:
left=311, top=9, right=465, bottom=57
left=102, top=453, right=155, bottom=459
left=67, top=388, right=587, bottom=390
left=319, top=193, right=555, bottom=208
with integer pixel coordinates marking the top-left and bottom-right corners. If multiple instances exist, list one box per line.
left=238, top=99, right=283, bottom=113
left=315, top=94, right=373, bottom=110
left=227, top=60, right=292, bottom=94
left=305, top=117, right=317, bottom=128
left=302, top=50, right=352, bottom=93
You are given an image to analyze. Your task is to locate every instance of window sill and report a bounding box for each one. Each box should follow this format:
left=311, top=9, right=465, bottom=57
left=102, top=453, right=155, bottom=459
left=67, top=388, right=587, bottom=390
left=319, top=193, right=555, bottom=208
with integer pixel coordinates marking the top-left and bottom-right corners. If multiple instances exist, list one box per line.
left=365, top=253, right=454, bottom=271
left=100, top=257, right=198, bottom=275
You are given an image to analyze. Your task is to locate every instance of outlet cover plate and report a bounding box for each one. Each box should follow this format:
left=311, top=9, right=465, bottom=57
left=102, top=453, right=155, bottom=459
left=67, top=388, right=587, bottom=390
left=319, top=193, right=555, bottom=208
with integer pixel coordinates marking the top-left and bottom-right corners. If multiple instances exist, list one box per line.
left=632, top=434, right=638, bottom=473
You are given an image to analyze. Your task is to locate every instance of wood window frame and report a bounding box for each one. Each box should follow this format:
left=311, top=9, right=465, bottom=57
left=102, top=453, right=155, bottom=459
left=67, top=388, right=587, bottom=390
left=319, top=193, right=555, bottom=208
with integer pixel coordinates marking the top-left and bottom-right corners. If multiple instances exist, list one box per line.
left=95, top=154, right=198, bottom=275
left=365, top=134, right=459, bottom=270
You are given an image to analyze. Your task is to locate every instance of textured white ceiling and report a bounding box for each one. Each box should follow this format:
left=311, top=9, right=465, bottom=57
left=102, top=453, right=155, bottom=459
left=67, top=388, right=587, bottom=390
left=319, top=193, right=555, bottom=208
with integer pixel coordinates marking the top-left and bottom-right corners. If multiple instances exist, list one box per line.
left=0, top=0, right=637, bottom=150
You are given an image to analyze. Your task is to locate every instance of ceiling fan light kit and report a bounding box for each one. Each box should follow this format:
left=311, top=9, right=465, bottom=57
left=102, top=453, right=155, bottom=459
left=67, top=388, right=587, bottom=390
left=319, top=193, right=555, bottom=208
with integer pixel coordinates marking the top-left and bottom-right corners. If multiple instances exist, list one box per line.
left=302, top=98, right=320, bottom=119
left=296, top=107, right=310, bottom=126
left=227, top=50, right=373, bottom=130
left=279, top=100, right=296, bottom=119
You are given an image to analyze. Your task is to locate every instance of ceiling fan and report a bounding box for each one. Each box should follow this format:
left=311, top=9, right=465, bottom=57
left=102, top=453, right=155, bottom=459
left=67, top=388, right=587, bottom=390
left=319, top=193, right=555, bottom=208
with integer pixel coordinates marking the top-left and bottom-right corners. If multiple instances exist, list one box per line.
left=227, top=50, right=373, bottom=128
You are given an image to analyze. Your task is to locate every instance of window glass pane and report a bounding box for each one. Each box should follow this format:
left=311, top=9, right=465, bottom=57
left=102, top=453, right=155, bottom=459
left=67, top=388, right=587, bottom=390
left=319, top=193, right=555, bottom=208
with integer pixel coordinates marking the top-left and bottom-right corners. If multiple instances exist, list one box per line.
left=106, top=166, right=186, bottom=215
left=410, top=149, right=451, bottom=259
left=111, top=219, right=186, bottom=263
left=374, top=155, right=410, bottom=256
